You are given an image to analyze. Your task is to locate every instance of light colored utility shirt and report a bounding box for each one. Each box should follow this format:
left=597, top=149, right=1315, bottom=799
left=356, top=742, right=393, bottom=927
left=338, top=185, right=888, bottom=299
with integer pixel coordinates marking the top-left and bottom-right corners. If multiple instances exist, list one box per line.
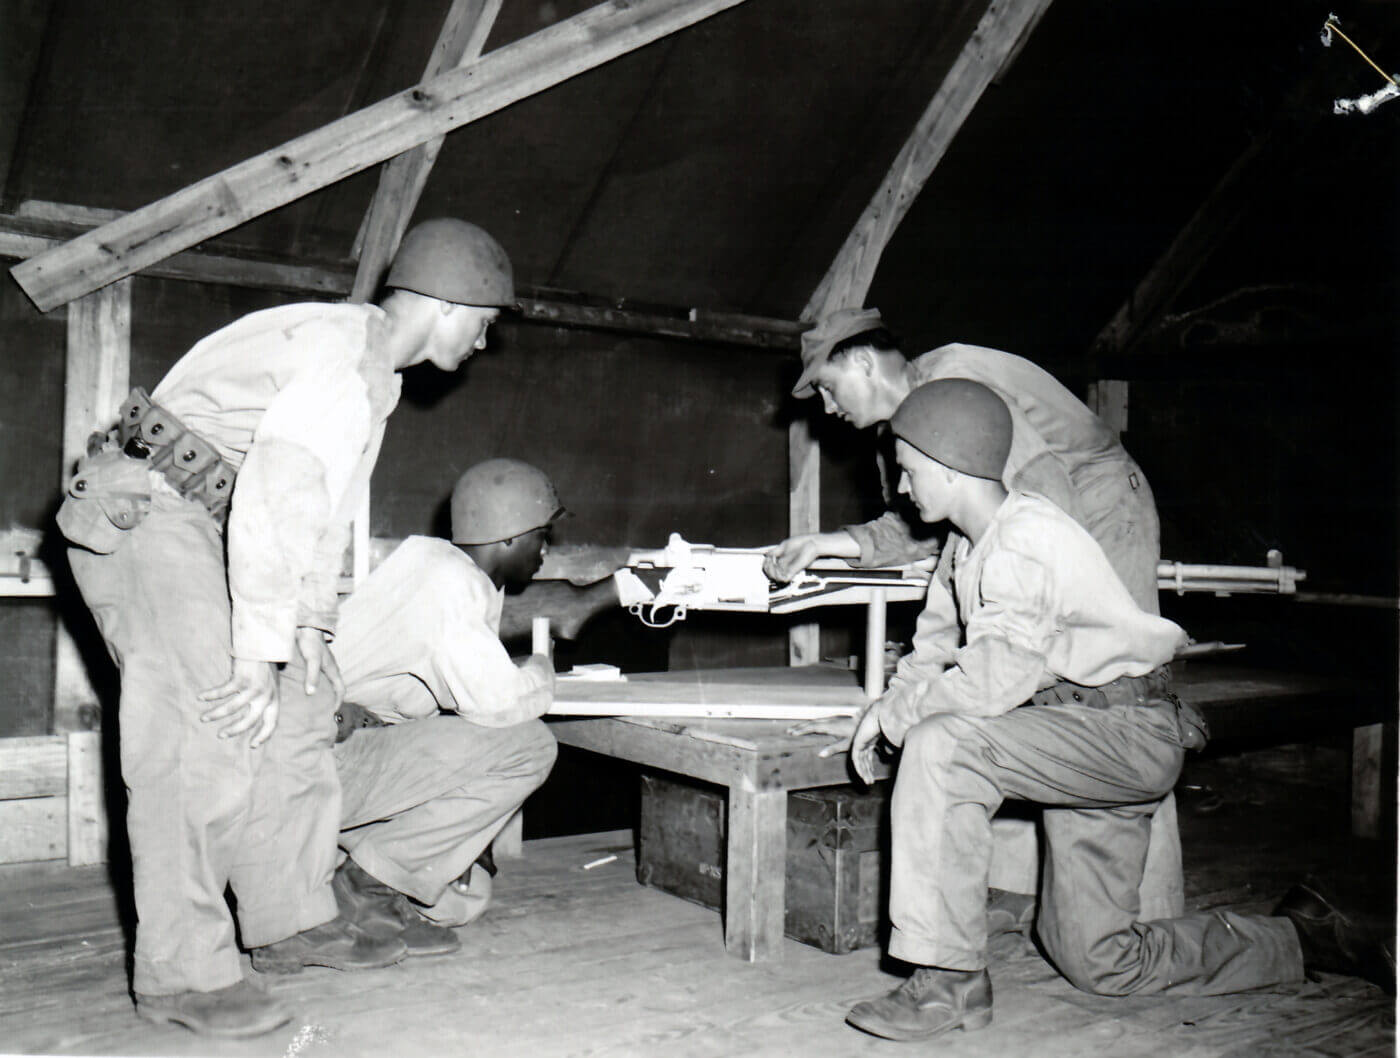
left=877, top=491, right=1186, bottom=745
left=152, top=302, right=401, bottom=663
left=847, top=343, right=1133, bottom=567
left=331, top=536, right=555, bottom=728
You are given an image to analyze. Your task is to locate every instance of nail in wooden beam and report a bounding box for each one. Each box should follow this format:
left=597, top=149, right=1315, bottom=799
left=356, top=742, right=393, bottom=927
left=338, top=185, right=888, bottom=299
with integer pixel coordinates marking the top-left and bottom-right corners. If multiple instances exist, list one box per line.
left=10, top=0, right=751, bottom=313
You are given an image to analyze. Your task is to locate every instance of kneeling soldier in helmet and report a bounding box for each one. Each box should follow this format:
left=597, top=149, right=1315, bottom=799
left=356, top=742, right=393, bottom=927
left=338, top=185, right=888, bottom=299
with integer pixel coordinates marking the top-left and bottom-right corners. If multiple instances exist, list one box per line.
left=835, top=379, right=1391, bottom=1043
left=324, top=459, right=563, bottom=952
left=58, top=219, right=516, bottom=1038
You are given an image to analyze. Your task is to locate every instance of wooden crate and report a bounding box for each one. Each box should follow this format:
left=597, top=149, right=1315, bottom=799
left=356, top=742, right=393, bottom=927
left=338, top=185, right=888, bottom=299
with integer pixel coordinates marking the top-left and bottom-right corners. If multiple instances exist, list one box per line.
left=637, top=772, right=887, bottom=953
left=0, top=732, right=107, bottom=865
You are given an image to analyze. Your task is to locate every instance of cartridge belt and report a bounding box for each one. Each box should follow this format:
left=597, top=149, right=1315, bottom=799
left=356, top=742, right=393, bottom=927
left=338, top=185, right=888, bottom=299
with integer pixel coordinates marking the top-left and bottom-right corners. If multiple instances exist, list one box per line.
left=1029, top=666, right=1172, bottom=710
left=114, top=388, right=236, bottom=523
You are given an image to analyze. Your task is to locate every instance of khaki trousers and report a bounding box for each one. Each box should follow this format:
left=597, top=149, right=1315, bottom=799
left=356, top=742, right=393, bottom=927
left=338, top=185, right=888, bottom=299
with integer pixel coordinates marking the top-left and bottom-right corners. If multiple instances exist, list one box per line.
left=330, top=557, right=557, bottom=924
left=333, top=716, right=556, bottom=924
left=888, top=698, right=1304, bottom=995
left=68, top=494, right=341, bottom=997
left=992, top=457, right=1184, bottom=918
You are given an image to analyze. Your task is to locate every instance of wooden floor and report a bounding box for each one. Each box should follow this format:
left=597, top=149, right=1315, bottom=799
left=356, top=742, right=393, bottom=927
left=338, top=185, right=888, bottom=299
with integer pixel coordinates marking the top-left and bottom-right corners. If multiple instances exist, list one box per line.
left=1, top=746, right=1393, bottom=1058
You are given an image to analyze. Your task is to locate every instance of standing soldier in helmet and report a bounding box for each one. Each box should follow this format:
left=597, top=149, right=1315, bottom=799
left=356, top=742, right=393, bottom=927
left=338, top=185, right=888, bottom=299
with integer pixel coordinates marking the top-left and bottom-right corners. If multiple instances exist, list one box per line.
left=57, top=219, right=517, bottom=1038
left=322, top=458, right=565, bottom=952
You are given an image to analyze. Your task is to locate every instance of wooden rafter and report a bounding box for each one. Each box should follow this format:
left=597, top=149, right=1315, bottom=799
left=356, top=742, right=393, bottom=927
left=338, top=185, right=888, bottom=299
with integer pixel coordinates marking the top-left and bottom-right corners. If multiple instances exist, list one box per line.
left=787, top=0, right=1055, bottom=665
left=1, top=210, right=803, bottom=349
left=803, top=0, right=1054, bottom=320
left=9, top=0, right=751, bottom=313
left=350, top=0, right=503, bottom=303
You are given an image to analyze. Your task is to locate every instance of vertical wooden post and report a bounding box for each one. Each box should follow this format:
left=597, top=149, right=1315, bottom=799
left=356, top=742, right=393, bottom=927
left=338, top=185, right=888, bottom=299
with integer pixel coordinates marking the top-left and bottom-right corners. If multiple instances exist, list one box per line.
left=863, top=588, right=887, bottom=700
left=54, top=278, right=130, bottom=863
left=787, top=418, right=821, bottom=665
left=725, top=783, right=787, bottom=961
left=66, top=730, right=107, bottom=865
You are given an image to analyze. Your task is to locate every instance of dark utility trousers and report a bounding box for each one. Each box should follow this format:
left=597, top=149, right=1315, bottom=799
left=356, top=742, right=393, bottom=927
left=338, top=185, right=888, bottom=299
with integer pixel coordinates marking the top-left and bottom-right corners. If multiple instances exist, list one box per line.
left=888, top=695, right=1306, bottom=995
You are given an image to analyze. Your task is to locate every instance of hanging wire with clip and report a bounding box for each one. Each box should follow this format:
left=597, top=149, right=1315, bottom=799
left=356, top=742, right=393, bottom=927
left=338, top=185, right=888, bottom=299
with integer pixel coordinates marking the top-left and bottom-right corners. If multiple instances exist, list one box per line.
left=1320, top=14, right=1398, bottom=114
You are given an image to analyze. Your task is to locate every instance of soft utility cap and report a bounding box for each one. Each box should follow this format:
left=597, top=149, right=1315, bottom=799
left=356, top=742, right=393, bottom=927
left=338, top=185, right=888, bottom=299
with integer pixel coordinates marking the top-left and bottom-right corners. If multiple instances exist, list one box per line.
left=791, top=306, right=886, bottom=398
left=890, top=378, right=1013, bottom=482
left=451, top=458, right=565, bottom=545
left=386, top=218, right=516, bottom=308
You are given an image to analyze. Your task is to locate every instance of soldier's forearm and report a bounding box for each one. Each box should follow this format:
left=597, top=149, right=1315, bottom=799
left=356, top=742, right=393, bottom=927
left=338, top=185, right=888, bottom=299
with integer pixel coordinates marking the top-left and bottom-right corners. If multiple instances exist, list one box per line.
left=499, top=578, right=622, bottom=643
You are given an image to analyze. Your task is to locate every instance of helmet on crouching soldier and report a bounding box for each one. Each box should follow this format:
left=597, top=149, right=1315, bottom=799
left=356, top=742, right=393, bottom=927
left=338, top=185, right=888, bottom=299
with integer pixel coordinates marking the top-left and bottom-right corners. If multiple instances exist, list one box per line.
left=450, top=459, right=564, bottom=545
left=889, top=378, right=1012, bottom=481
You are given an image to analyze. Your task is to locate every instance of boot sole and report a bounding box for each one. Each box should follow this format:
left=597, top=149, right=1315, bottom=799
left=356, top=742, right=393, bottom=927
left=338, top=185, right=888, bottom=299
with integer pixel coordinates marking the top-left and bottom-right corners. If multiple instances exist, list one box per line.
left=846, top=1003, right=993, bottom=1042
left=404, top=938, right=462, bottom=958
left=251, top=951, right=405, bottom=975
left=135, top=1000, right=293, bottom=1038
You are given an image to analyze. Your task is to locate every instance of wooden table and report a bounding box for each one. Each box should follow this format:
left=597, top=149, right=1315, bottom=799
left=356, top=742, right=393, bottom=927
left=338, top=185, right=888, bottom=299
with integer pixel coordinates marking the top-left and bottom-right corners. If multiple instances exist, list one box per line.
left=550, top=660, right=1391, bottom=962
left=551, top=665, right=883, bottom=962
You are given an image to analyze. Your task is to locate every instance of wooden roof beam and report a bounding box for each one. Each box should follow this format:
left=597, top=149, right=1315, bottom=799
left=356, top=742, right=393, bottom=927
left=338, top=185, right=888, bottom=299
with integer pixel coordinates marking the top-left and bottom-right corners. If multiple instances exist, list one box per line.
left=803, top=0, right=1055, bottom=319
left=1, top=210, right=802, bottom=349
left=9, top=0, right=751, bottom=313
left=349, top=0, right=503, bottom=303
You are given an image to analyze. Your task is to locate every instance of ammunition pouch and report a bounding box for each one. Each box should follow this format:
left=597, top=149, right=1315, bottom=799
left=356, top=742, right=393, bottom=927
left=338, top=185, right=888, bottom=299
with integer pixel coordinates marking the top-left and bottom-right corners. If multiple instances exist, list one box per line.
left=117, top=388, right=235, bottom=523
left=56, top=447, right=153, bottom=554
left=334, top=700, right=389, bottom=744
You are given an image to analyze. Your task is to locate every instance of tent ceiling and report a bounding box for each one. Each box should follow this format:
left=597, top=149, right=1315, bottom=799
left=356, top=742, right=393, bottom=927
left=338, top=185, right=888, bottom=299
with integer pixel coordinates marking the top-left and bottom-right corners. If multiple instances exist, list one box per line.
left=2, top=0, right=1395, bottom=362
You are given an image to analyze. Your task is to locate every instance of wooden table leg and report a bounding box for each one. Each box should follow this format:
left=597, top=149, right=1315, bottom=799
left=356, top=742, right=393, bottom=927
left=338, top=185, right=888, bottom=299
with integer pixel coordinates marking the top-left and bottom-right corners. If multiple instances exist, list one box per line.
left=725, top=784, right=787, bottom=961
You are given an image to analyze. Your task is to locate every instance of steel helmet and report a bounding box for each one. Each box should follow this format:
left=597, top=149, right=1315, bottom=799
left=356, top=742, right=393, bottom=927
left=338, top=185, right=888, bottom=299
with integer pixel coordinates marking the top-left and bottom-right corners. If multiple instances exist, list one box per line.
left=890, top=378, right=1012, bottom=481
left=450, top=459, right=564, bottom=545
left=386, top=218, right=515, bottom=307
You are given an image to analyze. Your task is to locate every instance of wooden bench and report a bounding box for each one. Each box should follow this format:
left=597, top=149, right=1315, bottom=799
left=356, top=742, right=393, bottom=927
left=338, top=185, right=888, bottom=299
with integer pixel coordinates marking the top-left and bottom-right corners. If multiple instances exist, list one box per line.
left=550, top=661, right=1390, bottom=961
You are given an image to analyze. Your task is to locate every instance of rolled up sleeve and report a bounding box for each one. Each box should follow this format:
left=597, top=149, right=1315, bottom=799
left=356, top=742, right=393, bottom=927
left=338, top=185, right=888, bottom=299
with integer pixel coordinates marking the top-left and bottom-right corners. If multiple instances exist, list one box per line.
left=227, top=373, right=371, bottom=662
left=845, top=510, right=941, bottom=568
left=434, top=571, right=556, bottom=727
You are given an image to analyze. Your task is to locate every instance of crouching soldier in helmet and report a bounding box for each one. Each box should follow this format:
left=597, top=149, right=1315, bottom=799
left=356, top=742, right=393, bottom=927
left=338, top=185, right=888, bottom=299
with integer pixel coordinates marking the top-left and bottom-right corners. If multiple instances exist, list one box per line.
left=57, top=218, right=517, bottom=1037
left=835, top=379, right=1391, bottom=1043
left=323, top=459, right=563, bottom=954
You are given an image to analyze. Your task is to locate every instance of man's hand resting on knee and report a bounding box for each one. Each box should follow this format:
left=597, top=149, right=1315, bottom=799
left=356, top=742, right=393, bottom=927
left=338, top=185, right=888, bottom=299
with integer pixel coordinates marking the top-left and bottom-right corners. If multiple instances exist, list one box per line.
left=200, top=658, right=280, bottom=747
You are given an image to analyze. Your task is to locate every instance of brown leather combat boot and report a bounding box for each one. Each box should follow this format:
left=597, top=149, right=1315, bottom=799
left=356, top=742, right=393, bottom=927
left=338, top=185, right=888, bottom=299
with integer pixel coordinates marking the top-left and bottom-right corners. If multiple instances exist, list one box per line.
left=249, top=914, right=406, bottom=974
left=846, top=966, right=993, bottom=1042
left=134, top=978, right=292, bottom=1037
left=333, top=858, right=461, bottom=957
left=1276, top=880, right=1396, bottom=993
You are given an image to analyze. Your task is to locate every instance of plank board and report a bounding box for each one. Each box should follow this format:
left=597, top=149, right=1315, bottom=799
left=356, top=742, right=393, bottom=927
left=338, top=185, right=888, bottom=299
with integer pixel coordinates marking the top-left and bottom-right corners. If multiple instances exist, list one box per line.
left=0, top=735, right=66, bottom=799
left=552, top=664, right=867, bottom=719
left=0, top=796, right=66, bottom=863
